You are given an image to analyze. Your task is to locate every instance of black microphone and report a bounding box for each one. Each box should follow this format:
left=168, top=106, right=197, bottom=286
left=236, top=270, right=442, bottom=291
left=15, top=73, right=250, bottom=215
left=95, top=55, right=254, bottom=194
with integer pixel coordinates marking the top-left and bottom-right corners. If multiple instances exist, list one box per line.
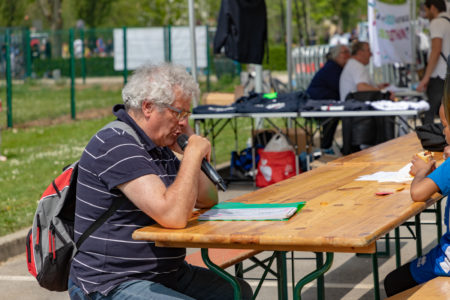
left=177, top=134, right=227, bottom=191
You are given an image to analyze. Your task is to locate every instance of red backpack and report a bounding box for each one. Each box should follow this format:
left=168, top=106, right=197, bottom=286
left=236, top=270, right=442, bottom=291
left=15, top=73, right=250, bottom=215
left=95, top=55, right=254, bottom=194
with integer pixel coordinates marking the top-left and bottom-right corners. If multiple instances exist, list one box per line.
left=26, top=120, right=139, bottom=291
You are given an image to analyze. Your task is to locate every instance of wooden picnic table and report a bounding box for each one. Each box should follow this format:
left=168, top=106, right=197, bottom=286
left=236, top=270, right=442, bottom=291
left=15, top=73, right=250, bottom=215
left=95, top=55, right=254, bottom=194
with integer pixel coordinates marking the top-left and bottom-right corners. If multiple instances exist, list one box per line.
left=133, top=133, right=444, bottom=299
left=329, top=132, right=443, bottom=165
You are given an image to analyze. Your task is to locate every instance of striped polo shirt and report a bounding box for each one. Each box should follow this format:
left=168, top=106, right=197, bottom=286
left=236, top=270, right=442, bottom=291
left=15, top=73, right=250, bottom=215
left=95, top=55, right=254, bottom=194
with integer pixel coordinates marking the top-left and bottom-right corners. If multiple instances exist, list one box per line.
left=69, top=105, right=185, bottom=295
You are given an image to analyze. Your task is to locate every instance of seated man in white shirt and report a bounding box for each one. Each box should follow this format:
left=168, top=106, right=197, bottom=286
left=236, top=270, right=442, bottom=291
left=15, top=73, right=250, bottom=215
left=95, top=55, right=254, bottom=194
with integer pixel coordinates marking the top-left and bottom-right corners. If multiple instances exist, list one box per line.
left=339, top=41, right=395, bottom=101
left=339, top=41, right=395, bottom=154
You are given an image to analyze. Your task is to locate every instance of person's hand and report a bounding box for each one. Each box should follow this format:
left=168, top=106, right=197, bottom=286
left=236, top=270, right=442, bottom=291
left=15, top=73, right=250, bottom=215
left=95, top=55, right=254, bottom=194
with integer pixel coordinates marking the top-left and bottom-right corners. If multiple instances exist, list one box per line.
left=444, top=145, right=450, bottom=160
left=388, top=91, right=396, bottom=101
left=169, top=125, right=196, bottom=154
left=185, top=134, right=212, bottom=162
left=409, top=154, right=436, bottom=176
left=416, top=78, right=428, bottom=92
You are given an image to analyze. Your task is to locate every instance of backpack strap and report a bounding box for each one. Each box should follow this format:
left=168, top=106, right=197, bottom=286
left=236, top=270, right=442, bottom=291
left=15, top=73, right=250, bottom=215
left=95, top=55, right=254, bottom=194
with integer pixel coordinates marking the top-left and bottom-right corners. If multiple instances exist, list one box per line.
left=101, top=120, right=143, bottom=147
left=75, top=196, right=127, bottom=249
left=75, top=120, right=141, bottom=250
left=438, top=16, right=450, bottom=62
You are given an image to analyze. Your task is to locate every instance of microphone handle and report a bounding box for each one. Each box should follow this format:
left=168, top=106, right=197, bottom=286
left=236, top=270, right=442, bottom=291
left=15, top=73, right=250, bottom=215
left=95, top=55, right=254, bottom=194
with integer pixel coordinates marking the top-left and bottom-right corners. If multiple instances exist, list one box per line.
left=200, top=160, right=227, bottom=191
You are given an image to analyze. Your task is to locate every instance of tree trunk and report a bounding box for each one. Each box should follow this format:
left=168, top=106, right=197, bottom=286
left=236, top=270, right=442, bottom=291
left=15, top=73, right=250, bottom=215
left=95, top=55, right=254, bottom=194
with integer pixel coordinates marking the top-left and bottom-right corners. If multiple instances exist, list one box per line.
left=293, top=0, right=304, bottom=46
left=37, top=0, right=63, bottom=58
left=300, top=0, right=310, bottom=45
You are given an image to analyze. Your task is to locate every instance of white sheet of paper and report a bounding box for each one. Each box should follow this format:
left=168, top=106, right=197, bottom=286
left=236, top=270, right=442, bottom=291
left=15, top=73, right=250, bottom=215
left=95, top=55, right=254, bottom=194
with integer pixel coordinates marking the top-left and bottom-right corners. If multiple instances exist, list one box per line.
left=198, top=207, right=298, bottom=221
left=356, top=163, right=413, bottom=183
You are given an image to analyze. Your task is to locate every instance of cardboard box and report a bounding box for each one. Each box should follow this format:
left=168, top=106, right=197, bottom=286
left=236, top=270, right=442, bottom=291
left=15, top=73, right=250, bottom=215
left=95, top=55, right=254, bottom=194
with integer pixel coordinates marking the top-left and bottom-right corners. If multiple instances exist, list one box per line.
left=253, top=128, right=307, bottom=153
left=201, top=92, right=235, bottom=106
left=200, top=85, right=244, bottom=106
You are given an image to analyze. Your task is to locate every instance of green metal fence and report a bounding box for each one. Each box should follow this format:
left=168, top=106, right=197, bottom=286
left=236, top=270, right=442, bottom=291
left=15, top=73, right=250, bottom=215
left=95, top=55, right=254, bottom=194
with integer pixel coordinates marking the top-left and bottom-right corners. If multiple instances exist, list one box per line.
left=0, top=26, right=240, bottom=128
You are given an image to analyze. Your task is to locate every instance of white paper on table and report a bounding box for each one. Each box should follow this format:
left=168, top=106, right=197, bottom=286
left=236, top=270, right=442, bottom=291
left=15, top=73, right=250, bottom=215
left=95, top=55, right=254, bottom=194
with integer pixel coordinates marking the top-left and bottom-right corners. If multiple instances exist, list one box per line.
left=356, top=163, right=413, bottom=183
left=384, top=85, right=412, bottom=93
left=198, top=207, right=298, bottom=221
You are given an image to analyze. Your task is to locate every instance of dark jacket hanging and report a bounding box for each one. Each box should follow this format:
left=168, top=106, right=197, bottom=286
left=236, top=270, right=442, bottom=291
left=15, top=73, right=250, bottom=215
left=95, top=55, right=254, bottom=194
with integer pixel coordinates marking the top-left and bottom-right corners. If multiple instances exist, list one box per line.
left=213, top=0, right=267, bottom=64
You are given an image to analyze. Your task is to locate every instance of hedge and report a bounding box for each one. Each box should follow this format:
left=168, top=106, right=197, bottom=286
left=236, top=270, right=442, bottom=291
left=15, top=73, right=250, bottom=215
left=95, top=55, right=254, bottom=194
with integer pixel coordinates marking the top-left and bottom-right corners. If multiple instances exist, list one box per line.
left=31, top=44, right=287, bottom=78
left=32, top=56, right=124, bottom=78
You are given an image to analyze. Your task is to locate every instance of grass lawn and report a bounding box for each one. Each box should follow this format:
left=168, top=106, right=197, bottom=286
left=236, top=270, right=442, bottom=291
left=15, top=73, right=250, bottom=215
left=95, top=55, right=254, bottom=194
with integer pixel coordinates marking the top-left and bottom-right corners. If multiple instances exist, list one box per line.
left=0, top=76, right=295, bottom=237
left=0, top=116, right=116, bottom=236
left=1, top=80, right=122, bottom=126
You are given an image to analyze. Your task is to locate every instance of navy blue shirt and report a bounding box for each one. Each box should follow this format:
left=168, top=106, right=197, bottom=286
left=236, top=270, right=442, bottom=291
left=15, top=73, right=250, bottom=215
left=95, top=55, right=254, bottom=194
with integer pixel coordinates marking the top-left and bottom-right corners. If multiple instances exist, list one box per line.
left=69, top=105, right=184, bottom=295
left=306, top=60, right=343, bottom=100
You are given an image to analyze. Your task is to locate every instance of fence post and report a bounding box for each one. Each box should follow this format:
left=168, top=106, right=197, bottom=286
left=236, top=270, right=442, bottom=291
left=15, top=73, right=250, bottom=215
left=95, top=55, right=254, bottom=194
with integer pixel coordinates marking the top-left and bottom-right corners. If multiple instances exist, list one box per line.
left=123, top=26, right=127, bottom=84
left=69, top=28, right=76, bottom=119
left=24, top=28, right=32, bottom=79
left=80, top=28, right=86, bottom=84
left=206, top=25, right=210, bottom=92
left=5, top=28, right=12, bottom=128
left=167, top=25, right=172, bottom=62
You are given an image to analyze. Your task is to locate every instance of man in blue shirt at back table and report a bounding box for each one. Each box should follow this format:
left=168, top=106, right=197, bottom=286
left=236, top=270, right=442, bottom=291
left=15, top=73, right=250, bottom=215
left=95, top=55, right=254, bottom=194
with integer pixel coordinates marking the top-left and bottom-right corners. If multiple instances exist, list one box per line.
left=306, top=45, right=350, bottom=151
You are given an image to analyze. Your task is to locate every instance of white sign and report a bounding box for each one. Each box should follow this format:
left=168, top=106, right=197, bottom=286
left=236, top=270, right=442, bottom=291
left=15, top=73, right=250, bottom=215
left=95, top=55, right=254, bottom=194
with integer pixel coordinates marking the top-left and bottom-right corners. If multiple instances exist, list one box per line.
left=114, top=26, right=208, bottom=71
left=114, top=28, right=165, bottom=71
left=368, top=0, right=412, bottom=66
left=170, top=26, right=208, bottom=70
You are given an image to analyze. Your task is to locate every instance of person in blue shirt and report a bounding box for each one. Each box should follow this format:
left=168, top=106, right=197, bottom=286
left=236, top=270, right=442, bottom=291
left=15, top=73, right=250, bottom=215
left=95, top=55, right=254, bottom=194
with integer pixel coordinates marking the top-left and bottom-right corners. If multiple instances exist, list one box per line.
left=306, top=45, right=350, bottom=150
left=384, top=103, right=450, bottom=296
left=68, top=63, right=253, bottom=300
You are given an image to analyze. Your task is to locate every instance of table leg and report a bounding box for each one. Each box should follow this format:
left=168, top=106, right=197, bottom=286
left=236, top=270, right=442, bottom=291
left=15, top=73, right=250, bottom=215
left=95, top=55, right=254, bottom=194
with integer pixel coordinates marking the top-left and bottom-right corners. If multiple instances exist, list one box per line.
left=315, top=252, right=325, bottom=300
left=276, top=251, right=288, bottom=300
left=415, top=214, right=422, bottom=257
left=372, top=252, right=380, bottom=300
left=293, top=252, right=333, bottom=300
left=435, top=199, right=442, bottom=243
left=395, top=227, right=401, bottom=268
left=201, top=248, right=241, bottom=300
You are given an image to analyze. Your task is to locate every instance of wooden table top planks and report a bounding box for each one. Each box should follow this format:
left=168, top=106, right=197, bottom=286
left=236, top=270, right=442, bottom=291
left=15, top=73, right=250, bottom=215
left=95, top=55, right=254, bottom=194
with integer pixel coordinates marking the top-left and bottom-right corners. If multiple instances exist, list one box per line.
left=328, top=132, right=443, bottom=165
left=133, top=161, right=441, bottom=254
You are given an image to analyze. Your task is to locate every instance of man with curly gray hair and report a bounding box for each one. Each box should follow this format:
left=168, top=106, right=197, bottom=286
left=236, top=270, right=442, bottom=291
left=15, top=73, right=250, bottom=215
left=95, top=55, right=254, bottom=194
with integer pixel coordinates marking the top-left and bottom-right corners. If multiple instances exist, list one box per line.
left=68, top=63, right=252, bottom=300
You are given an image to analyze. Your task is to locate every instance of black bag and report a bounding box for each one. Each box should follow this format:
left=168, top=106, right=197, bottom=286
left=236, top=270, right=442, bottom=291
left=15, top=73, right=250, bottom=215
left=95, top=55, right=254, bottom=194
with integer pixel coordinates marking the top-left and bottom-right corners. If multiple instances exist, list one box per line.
left=415, top=123, right=447, bottom=152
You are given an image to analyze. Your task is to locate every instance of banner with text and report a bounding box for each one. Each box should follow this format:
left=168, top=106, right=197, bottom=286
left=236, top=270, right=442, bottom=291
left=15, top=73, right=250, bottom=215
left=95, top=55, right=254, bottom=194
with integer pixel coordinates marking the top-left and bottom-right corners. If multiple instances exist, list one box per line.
left=368, top=0, right=412, bottom=67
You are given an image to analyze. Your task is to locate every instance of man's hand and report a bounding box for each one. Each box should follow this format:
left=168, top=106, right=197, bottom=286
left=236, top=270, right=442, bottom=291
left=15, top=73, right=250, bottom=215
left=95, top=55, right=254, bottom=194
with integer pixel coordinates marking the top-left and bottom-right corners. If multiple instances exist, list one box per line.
left=388, top=91, right=396, bottom=101
left=184, top=135, right=212, bottom=162
left=409, top=154, right=436, bottom=176
left=170, top=125, right=196, bottom=154
left=416, top=78, right=428, bottom=93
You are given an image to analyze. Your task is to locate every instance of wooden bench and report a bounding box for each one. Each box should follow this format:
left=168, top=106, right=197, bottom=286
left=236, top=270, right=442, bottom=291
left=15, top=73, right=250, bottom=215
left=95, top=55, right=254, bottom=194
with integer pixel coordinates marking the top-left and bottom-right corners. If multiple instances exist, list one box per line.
left=185, top=248, right=261, bottom=270
left=386, top=277, right=450, bottom=299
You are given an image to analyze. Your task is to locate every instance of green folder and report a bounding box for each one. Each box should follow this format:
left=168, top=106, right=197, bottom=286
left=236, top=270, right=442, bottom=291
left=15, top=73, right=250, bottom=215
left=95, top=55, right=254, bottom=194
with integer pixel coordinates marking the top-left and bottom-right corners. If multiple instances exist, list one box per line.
left=198, top=201, right=306, bottom=221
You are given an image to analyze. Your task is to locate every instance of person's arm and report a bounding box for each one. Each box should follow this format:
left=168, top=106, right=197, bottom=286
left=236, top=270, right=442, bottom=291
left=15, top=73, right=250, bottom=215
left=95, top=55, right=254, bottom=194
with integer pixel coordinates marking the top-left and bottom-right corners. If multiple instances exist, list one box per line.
left=444, top=145, right=450, bottom=160
left=169, top=125, right=218, bottom=209
left=416, top=37, right=443, bottom=92
left=409, top=155, right=439, bottom=202
left=356, top=82, right=396, bottom=100
left=356, top=82, right=380, bottom=92
left=118, top=135, right=214, bottom=229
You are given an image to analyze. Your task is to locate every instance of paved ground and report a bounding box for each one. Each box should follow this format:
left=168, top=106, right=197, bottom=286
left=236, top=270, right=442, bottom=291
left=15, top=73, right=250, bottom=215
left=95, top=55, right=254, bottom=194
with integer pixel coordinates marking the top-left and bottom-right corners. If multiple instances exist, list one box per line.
left=0, top=179, right=442, bottom=299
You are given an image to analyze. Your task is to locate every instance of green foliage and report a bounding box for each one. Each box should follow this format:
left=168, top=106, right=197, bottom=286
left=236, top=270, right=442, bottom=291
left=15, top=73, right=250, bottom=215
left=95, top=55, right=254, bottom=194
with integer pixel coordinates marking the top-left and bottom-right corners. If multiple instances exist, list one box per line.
left=32, top=57, right=124, bottom=77
left=0, top=0, right=30, bottom=27
left=0, top=116, right=115, bottom=236
left=263, top=44, right=287, bottom=71
left=74, top=0, right=117, bottom=28
left=1, top=81, right=122, bottom=126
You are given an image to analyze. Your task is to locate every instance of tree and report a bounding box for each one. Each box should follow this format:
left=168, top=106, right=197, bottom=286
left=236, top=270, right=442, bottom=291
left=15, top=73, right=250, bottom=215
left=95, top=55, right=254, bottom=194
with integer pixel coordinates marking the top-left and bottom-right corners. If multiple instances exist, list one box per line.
left=0, top=0, right=30, bottom=27
left=74, top=0, right=117, bottom=28
left=36, top=0, right=64, bottom=57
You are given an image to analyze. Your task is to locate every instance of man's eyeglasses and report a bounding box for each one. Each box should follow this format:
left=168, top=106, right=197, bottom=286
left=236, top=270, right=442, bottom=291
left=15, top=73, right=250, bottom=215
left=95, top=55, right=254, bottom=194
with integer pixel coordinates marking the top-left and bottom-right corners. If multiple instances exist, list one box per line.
left=164, top=104, right=191, bottom=121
